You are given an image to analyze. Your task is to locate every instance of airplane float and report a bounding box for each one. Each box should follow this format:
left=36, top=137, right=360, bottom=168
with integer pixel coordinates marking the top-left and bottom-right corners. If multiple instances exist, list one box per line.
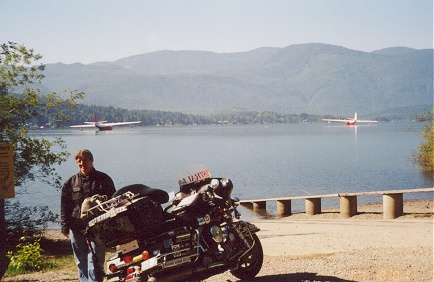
left=70, top=114, right=142, bottom=131
left=322, top=113, right=378, bottom=126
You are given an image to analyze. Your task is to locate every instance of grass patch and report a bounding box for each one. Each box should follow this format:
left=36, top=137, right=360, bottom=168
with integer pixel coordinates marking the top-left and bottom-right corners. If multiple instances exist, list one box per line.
left=4, top=254, right=75, bottom=277
left=4, top=235, right=76, bottom=278
left=3, top=236, right=114, bottom=278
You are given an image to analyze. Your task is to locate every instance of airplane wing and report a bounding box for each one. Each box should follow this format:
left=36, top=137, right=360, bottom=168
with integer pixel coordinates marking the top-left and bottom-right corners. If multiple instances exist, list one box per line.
left=103, top=121, right=142, bottom=127
left=70, top=124, right=97, bottom=128
left=323, top=113, right=378, bottom=124
left=70, top=120, right=142, bottom=130
left=322, top=119, right=349, bottom=123
left=84, top=121, right=107, bottom=124
left=355, top=120, right=378, bottom=123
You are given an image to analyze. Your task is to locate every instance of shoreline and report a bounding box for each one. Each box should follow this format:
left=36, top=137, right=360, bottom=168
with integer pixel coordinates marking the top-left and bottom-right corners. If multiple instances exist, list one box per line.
left=4, top=199, right=433, bottom=282
left=286, top=198, right=433, bottom=220
left=238, top=198, right=434, bottom=221
left=42, top=199, right=433, bottom=240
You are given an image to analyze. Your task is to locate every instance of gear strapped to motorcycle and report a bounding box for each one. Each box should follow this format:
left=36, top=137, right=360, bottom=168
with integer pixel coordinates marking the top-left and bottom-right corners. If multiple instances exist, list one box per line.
left=84, top=165, right=263, bottom=282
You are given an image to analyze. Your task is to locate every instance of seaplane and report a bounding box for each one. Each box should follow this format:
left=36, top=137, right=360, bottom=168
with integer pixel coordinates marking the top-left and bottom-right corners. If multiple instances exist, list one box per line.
left=70, top=114, right=142, bottom=131
left=322, top=113, right=378, bottom=126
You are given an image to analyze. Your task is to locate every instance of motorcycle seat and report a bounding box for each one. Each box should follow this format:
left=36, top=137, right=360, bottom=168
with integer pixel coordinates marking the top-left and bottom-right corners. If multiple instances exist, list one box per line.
left=112, top=184, right=169, bottom=204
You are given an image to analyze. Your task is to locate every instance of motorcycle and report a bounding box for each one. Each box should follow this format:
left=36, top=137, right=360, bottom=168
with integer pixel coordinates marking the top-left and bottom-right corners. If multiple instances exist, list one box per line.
left=83, top=165, right=263, bottom=282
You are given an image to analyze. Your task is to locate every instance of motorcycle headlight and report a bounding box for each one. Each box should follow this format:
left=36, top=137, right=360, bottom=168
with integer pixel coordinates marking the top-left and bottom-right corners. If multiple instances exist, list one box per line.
left=209, top=178, right=220, bottom=189
left=210, top=226, right=223, bottom=243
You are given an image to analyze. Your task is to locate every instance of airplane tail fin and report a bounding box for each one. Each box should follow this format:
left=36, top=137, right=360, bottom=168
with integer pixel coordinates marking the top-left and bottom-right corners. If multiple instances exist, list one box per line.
left=94, top=114, right=98, bottom=122
left=354, top=112, right=358, bottom=121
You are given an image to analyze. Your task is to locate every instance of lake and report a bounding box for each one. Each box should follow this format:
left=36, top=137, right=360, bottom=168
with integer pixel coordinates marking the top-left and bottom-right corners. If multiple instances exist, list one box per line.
left=16, top=122, right=433, bottom=225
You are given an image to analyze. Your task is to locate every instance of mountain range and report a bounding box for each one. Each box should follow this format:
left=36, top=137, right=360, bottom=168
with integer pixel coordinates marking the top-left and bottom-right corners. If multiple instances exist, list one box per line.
left=41, top=43, right=433, bottom=116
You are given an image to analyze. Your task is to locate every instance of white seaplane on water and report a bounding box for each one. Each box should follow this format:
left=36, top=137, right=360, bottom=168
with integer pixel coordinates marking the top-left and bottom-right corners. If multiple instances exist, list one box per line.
left=70, top=114, right=142, bottom=131
left=322, top=113, right=378, bottom=126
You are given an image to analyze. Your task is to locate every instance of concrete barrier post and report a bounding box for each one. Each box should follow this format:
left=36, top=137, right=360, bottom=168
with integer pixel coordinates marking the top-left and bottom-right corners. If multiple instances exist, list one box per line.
left=252, top=201, right=266, bottom=214
left=383, top=193, right=403, bottom=219
left=305, top=198, right=321, bottom=215
left=277, top=199, right=292, bottom=217
left=340, top=195, right=357, bottom=218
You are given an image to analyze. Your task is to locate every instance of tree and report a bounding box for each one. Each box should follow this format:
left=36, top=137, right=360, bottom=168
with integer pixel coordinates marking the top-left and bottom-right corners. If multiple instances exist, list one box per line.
left=0, top=42, right=84, bottom=278
left=414, top=110, right=434, bottom=178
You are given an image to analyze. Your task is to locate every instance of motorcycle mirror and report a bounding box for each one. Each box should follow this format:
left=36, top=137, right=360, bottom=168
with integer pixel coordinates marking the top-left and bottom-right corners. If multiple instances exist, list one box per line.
left=232, top=197, right=240, bottom=207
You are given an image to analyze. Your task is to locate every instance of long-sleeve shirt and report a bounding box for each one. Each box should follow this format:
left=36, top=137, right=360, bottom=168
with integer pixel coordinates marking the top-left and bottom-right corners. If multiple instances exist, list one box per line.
left=61, top=168, right=115, bottom=234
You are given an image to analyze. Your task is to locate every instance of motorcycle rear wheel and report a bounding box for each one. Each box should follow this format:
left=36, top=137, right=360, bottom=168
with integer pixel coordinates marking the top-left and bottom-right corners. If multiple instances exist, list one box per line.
left=230, top=233, right=263, bottom=280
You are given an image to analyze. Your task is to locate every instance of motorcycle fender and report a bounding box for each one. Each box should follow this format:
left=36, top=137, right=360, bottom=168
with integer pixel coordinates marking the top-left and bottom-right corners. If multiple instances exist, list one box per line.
left=236, top=220, right=260, bottom=233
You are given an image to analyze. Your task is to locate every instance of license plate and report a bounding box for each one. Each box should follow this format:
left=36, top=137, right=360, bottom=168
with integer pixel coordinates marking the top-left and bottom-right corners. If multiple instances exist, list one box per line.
left=141, top=257, right=158, bottom=271
left=164, top=256, right=191, bottom=268
left=119, top=240, right=139, bottom=254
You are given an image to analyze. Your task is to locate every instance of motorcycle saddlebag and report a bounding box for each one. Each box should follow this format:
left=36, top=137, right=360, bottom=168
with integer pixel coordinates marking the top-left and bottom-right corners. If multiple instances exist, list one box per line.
left=86, top=196, right=163, bottom=247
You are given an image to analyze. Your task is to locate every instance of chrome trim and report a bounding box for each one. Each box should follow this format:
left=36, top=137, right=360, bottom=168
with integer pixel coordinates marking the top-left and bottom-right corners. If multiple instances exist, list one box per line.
left=232, top=220, right=257, bottom=262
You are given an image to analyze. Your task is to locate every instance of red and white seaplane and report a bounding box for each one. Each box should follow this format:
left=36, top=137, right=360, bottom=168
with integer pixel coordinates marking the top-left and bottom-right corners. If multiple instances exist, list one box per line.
left=322, top=113, right=378, bottom=126
left=70, top=114, right=142, bottom=131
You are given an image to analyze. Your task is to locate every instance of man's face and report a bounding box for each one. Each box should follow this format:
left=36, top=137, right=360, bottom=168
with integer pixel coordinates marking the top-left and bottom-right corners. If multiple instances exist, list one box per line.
left=76, top=157, right=93, bottom=176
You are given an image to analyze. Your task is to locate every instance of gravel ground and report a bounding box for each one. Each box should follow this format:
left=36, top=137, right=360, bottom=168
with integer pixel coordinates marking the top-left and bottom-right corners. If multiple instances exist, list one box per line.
left=3, top=200, right=433, bottom=282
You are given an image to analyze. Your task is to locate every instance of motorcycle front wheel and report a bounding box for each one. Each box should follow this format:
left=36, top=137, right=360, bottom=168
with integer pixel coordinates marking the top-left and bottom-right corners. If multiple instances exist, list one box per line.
left=230, top=233, right=263, bottom=280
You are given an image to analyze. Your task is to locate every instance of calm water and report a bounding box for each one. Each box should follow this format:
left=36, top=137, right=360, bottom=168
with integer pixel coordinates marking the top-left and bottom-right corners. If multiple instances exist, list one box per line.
left=17, top=122, right=433, bottom=225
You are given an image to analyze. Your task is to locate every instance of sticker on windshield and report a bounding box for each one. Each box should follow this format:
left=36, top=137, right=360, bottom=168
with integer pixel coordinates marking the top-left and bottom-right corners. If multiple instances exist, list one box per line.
left=178, top=168, right=211, bottom=187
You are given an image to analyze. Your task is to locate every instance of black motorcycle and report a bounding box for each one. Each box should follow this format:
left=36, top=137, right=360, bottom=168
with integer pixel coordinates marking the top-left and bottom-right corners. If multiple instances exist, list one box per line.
left=84, top=165, right=263, bottom=282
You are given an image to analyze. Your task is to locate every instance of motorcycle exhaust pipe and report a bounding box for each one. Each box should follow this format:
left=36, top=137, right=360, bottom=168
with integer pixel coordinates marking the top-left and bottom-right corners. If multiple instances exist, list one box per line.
left=147, top=265, right=206, bottom=282
left=147, top=263, right=227, bottom=282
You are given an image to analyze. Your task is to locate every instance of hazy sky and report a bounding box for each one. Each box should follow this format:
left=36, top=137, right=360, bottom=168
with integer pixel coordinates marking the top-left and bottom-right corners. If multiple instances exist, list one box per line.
left=2, top=0, right=433, bottom=64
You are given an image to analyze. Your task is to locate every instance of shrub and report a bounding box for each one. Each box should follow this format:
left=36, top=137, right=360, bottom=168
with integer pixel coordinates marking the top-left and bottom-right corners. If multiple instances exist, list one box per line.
left=6, top=237, right=54, bottom=272
left=414, top=110, right=434, bottom=177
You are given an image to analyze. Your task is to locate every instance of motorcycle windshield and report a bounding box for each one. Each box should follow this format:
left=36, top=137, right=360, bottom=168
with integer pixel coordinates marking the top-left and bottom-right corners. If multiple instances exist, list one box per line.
left=178, top=164, right=212, bottom=188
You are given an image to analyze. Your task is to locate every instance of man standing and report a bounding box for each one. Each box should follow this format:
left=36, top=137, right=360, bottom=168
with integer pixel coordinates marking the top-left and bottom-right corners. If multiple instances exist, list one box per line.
left=61, top=149, right=115, bottom=282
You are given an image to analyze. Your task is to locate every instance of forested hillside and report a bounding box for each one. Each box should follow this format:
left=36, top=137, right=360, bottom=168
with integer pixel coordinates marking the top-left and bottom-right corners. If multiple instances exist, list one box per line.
left=30, top=102, right=428, bottom=129
left=40, top=43, right=432, bottom=116
left=32, top=104, right=326, bottom=128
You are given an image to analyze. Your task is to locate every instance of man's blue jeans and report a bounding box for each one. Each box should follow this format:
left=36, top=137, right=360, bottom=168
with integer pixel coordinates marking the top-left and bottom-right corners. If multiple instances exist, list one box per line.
left=70, top=229, right=105, bottom=282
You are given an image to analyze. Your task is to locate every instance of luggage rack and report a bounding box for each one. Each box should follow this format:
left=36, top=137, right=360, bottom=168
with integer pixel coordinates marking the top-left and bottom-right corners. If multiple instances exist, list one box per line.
left=85, top=191, right=137, bottom=219
left=86, top=191, right=137, bottom=226
left=86, top=191, right=164, bottom=247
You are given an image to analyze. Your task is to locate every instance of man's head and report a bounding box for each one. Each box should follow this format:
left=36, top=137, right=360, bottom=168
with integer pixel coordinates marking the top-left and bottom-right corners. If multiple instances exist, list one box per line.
left=75, top=149, right=94, bottom=176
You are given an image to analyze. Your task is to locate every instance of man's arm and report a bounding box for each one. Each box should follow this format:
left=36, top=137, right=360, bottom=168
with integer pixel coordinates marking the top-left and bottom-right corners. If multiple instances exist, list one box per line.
left=60, top=181, right=73, bottom=237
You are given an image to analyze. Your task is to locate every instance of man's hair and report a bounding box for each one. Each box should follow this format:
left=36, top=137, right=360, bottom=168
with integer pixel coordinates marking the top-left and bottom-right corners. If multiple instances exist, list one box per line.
left=74, top=149, right=94, bottom=162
